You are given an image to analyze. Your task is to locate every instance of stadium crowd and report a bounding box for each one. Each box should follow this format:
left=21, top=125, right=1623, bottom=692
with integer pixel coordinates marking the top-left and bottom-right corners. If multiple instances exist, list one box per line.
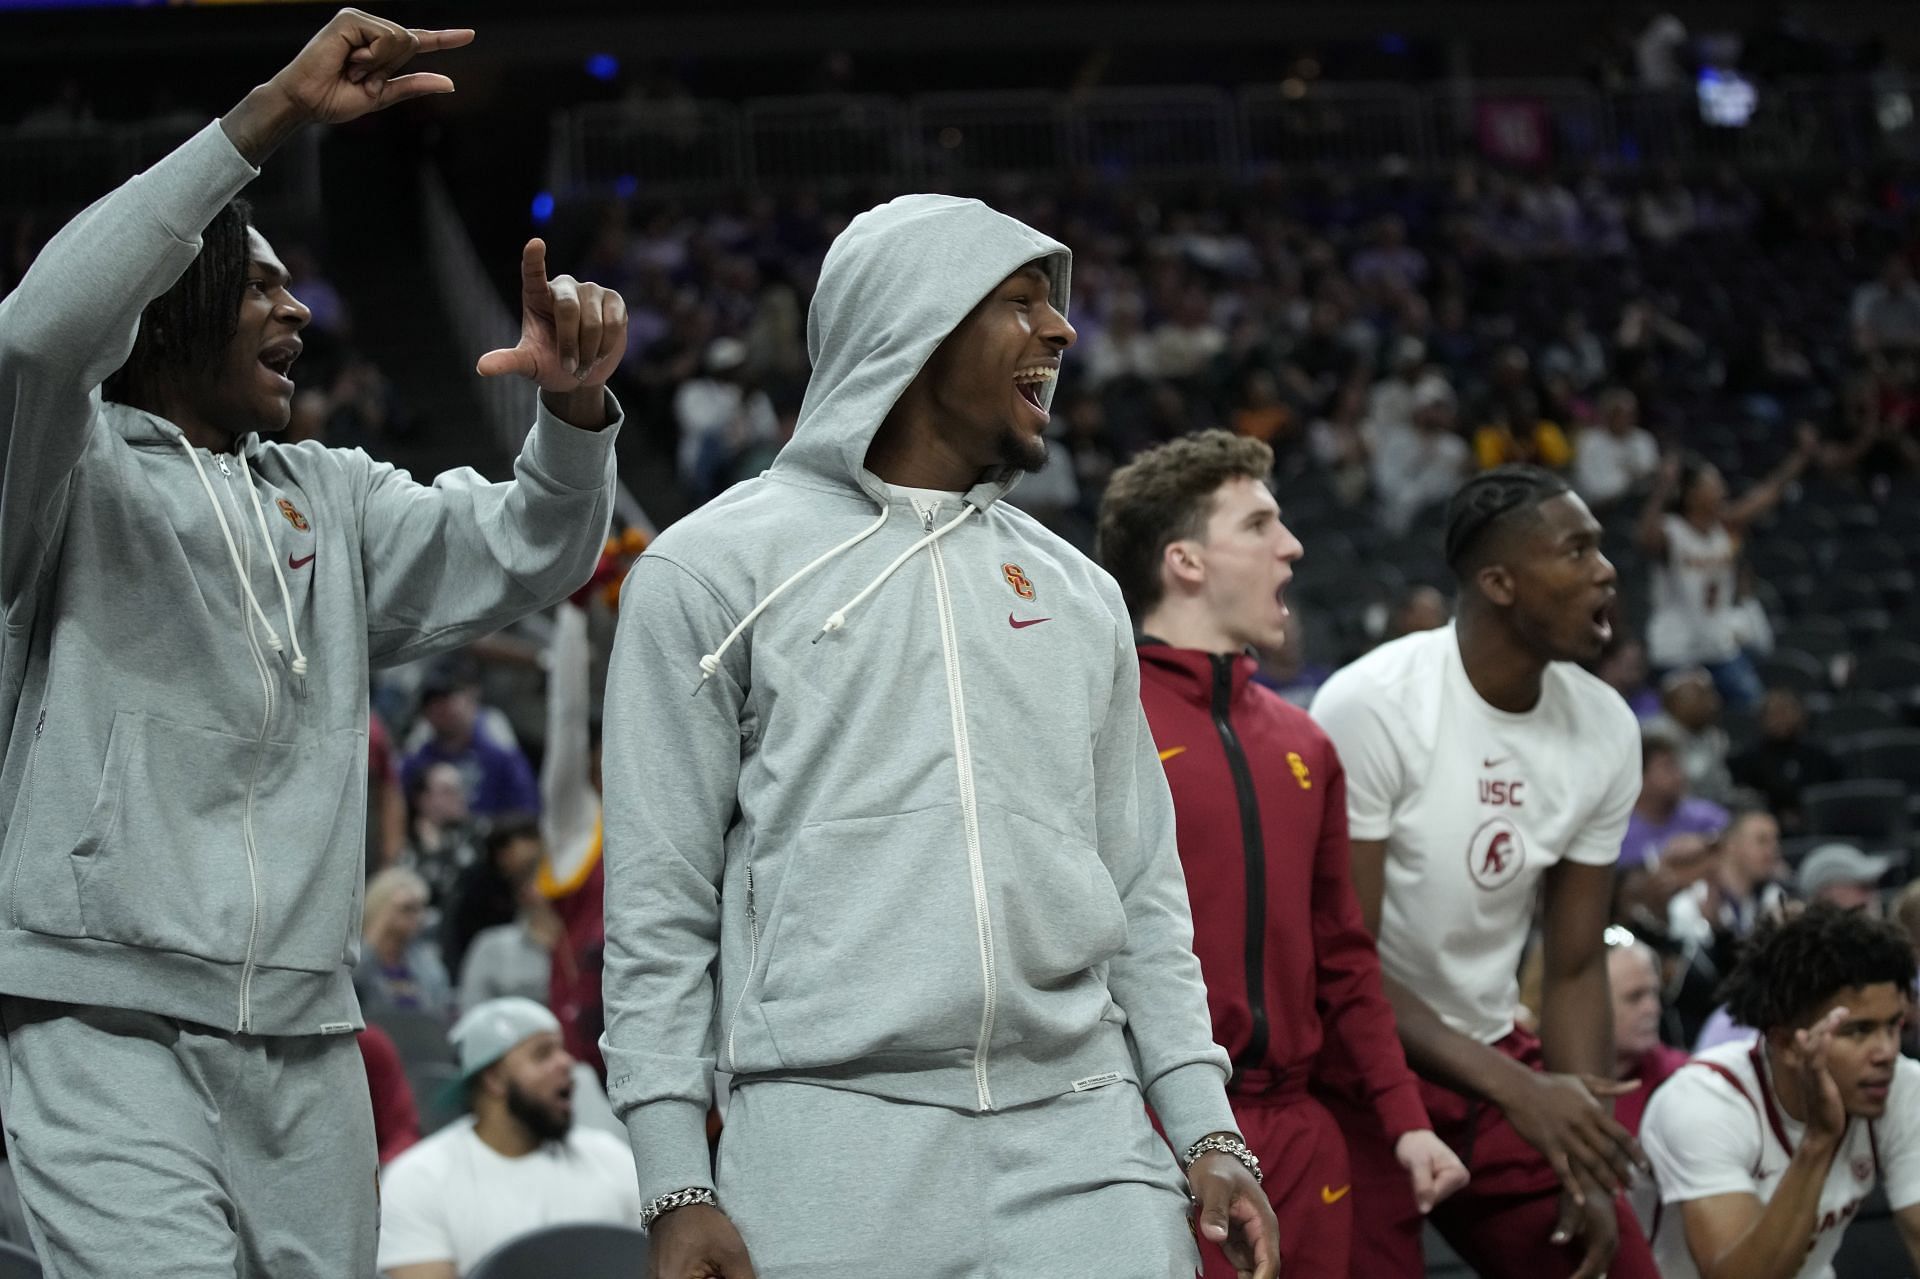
left=6, top=15, right=1920, bottom=1275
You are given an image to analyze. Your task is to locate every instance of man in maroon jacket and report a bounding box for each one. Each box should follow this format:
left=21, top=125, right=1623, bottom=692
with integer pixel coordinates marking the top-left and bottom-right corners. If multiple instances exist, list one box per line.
left=1098, top=431, right=1468, bottom=1279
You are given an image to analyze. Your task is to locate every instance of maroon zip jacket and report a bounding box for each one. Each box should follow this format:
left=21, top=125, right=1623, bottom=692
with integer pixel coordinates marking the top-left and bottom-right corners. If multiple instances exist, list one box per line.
left=1139, top=641, right=1428, bottom=1141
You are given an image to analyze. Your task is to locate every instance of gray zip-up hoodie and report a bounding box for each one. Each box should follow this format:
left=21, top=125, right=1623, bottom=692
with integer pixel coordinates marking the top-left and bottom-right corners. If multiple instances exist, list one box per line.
left=601, top=194, right=1234, bottom=1207
left=0, top=122, right=620, bottom=1037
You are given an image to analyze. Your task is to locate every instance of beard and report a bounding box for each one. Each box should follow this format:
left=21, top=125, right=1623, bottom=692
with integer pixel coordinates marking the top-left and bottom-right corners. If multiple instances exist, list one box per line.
left=505, top=1080, right=572, bottom=1144
left=994, top=424, right=1050, bottom=475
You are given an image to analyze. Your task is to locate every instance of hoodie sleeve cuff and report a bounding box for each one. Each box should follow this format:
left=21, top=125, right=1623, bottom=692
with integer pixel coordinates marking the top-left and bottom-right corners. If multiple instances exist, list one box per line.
left=1375, top=1082, right=1433, bottom=1145
left=1146, top=1061, right=1240, bottom=1157
left=620, top=1098, right=715, bottom=1206
left=527, top=390, right=624, bottom=492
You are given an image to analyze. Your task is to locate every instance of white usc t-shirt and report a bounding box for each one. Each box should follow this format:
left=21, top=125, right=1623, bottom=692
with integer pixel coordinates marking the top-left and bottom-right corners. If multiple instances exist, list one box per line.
left=377, top=1118, right=643, bottom=1275
left=1648, top=514, right=1740, bottom=667
left=1310, top=626, right=1641, bottom=1044
left=1642, top=1041, right=1920, bottom=1279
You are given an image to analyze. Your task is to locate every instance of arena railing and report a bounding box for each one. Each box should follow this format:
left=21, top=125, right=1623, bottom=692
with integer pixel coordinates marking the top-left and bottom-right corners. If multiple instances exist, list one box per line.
left=550, top=74, right=1918, bottom=197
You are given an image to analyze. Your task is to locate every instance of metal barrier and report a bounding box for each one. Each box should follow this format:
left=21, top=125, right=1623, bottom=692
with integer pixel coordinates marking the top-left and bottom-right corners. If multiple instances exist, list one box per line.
left=551, top=74, right=1919, bottom=198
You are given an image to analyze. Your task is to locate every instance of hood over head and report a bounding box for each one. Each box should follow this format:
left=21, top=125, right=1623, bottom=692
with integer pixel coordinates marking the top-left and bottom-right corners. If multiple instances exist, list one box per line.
left=772, top=194, right=1071, bottom=507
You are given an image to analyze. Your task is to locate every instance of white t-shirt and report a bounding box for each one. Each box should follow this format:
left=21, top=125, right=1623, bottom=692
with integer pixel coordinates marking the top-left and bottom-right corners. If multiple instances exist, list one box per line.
left=1642, top=1040, right=1920, bottom=1279
left=1310, top=626, right=1641, bottom=1043
left=1572, top=427, right=1660, bottom=507
left=1647, top=515, right=1740, bottom=667
left=376, top=1118, right=643, bottom=1275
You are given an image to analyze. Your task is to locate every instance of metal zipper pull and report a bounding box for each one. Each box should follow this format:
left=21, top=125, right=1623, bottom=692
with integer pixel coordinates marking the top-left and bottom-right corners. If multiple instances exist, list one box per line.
left=33, top=708, right=45, bottom=738
left=923, top=505, right=936, bottom=531
left=215, top=454, right=232, bottom=477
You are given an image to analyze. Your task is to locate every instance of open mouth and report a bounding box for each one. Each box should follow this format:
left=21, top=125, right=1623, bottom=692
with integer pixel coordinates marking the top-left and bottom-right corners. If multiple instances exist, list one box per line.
left=1591, top=596, right=1616, bottom=641
left=258, top=342, right=301, bottom=388
left=1013, top=363, right=1057, bottom=418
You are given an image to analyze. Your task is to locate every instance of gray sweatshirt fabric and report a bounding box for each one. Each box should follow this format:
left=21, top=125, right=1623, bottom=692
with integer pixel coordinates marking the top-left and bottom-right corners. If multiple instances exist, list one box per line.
left=600, top=193, right=1235, bottom=1209
left=0, top=122, right=621, bottom=1038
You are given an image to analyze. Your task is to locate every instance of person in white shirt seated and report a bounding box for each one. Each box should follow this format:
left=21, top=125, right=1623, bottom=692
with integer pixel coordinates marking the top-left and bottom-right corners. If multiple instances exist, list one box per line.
left=378, top=997, right=643, bottom=1278
left=1641, top=904, right=1920, bottom=1279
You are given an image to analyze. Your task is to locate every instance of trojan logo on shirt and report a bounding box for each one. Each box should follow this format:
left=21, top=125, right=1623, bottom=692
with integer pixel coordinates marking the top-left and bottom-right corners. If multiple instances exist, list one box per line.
left=1466, top=817, right=1526, bottom=891
left=1002, top=563, right=1036, bottom=601
left=276, top=498, right=311, bottom=531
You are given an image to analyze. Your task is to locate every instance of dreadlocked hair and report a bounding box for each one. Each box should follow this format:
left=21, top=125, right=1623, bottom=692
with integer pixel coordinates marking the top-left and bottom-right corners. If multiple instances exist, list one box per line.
left=1717, top=902, right=1917, bottom=1033
left=1442, top=464, right=1571, bottom=579
left=102, top=198, right=253, bottom=408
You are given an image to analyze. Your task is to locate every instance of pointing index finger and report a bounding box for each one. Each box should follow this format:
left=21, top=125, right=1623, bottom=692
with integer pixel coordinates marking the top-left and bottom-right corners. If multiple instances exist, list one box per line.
left=410, top=28, right=476, bottom=53
left=521, top=239, right=551, bottom=299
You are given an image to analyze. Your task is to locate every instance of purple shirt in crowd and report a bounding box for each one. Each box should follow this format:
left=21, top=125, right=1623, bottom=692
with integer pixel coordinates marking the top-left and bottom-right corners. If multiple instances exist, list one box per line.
left=401, top=735, right=540, bottom=818
left=1619, top=797, right=1730, bottom=870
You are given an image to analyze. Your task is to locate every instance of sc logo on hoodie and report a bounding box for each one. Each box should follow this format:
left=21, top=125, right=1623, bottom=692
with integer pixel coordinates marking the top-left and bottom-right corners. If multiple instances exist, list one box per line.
left=1002, top=563, right=1036, bottom=601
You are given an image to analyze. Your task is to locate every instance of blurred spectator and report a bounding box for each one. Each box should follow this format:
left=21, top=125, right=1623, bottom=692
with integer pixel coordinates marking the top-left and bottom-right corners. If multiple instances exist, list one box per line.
left=1796, top=843, right=1896, bottom=915
left=357, top=868, right=454, bottom=1023
left=1386, top=585, right=1450, bottom=640
left=1595, top=633, right=1662, bottom=720
left=1606, top=931, right=1688, bottom=1136
left=1229, top=367, right=1294, bottom=445
left=1308, top=379, right=1372, bottom=507
left=1371, top=373, right=1469, bottom=534
left=402, top=671, right=540, bottom=821
left=673, top=336, right=781, bottom=500
left=1688, top=807, right=1792, bottom=943
left=368, top=709, right=407, bottom=872
left=402, top=762, right=481, bottom=911
left=376, top=999, right=641, bottom=1277
left=1645, top=667, right=1735, bottom=804
left=1572, top=388, right=1659, bottom=511
left=1621, top=732, right=1730, bottom=871
left=1634, top=12, right=1691, bottom=88
left=1471, top=391, right=1572, bottom=472
left=358, top=1025, right=422, bottom=1166
left=1080, top=292, right=1157, bottom=387
left=1542, top=310, right=1610, bottom=392
left=1350, top=215, right=1428, bottom=298
left=1727, top=688, right=1841, bottom=834
left=1152, top=285, right=1229, bottom=380
left=1851, top=252, right=1920, bottom=358
left=443, top=819, right=546, bottom=987
left=1251, top=608, right=1333, bottom=709
left=1366, top=337, right=1429, bottom=433
left=458, top=856, right=563, bottom=1014
left=1637, top=437, right=1814, bottom=710
left=1635, top=171, right=1697, bottom=246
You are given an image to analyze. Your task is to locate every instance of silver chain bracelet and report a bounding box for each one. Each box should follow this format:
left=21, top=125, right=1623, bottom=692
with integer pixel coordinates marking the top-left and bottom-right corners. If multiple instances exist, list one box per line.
left=1184, top=1133, right=1263, bottom=1184
left=640, top=1186, right=718, bottom=1232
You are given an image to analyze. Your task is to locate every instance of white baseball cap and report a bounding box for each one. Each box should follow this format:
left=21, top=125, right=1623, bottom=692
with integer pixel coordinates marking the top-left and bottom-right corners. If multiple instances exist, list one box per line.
left=448, top=997, right=562, bottom=1079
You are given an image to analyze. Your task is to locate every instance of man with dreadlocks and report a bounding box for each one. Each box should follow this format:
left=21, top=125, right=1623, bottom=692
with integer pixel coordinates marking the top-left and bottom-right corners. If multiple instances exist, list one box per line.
left=1641, top=904, right=1920, bottom=1278
left=0, top=10, right=625, bottom=1276
left=1311, top=465, right=1657, bottom=1279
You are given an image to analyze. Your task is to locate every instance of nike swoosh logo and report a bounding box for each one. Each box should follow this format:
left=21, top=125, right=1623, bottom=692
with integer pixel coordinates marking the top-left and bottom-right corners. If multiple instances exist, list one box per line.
left=1158, top=746, right=1187, bottom=762
left=1483, top=757, right=1508, bottom=769
left=1321, top=1184, right=1351, bottom=1205
left=288, top=552, right=315, bottom=569
left=1008, top=613, right=1051, bottom=629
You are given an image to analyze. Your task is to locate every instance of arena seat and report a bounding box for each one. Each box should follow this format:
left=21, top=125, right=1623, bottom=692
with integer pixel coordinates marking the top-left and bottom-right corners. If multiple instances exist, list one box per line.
left=466, top=1222, right=647, bottom=1279
left=0, top=1240, right=37, bottom=1278
left=1800, top=780, right=1910, bottom=847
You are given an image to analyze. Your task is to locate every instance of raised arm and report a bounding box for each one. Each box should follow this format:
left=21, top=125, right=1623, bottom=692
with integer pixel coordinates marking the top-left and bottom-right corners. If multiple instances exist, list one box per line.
left=1724, top=424, right=1818, bottom=535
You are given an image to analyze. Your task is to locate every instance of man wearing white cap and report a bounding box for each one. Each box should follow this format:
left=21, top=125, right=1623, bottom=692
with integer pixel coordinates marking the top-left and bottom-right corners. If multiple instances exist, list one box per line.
left=377, top=997, right=642, bottom=1278
left=1797, top=844, right=1898, bottom=915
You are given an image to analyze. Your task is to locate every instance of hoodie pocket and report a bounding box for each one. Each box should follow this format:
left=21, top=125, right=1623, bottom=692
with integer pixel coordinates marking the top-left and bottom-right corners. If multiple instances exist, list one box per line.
left=69, top=711, right=364, bottom=973
left=754, top=805, right=985, bottom=1067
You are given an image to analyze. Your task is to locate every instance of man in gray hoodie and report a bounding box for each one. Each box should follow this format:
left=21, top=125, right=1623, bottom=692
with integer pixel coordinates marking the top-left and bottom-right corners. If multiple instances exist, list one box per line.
left=602, top=199, right=1278, bottom=1277
left=0, top=11, right=624, bottom=1276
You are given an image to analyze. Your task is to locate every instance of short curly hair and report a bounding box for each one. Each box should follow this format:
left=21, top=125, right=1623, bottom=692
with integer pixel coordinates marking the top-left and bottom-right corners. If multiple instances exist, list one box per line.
left=1096, top=429, right=1274, bottom=617
left=1717, top=902, right=1917, bottom=1033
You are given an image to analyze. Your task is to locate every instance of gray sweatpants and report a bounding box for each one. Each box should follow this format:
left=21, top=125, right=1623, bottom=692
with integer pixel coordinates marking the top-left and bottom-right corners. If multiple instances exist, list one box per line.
left=716, top=1079, right=1200, bottom=1278
left=0, top=997, right=376, bottom=1279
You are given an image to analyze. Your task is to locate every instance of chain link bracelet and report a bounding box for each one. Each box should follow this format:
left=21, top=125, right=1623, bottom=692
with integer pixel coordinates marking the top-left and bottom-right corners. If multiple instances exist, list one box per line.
left=640, top=1186, right=718, bottom=1232
left=1184, top=1133, right=1263, bottom=1183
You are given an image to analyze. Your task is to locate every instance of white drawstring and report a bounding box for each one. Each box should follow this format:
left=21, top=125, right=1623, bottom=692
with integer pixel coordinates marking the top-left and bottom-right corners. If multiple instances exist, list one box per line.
left=178, top=437, right=287, bottom=658
left=235, top=450, right=310, bottom=678
left=693, top=504, right=893, bottom=694
left=814, top=502, right=977, bottom=641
